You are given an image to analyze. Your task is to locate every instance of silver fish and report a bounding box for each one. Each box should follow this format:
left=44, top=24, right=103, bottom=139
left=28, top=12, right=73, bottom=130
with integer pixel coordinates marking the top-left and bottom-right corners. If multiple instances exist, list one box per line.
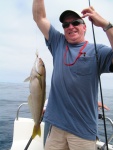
left=24, top=52, right=46, bottom=138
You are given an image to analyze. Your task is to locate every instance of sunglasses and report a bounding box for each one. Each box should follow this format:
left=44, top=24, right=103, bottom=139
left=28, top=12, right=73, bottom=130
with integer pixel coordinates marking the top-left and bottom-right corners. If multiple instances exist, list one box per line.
left=62, top=19, right=85, bottom=28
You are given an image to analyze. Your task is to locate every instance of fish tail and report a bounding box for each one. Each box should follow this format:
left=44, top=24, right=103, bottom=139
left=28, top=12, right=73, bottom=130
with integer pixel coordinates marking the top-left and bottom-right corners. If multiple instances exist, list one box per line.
left=31, top=124, right=41, bottom=139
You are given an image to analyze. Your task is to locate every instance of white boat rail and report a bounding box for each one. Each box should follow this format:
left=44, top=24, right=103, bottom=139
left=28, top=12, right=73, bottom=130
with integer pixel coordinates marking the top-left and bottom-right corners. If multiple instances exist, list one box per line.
left=99, top=116, right=113, bottom=150
left=16, top=103, right=28, bottom=120
left=10, top=103, right=44, bottom=150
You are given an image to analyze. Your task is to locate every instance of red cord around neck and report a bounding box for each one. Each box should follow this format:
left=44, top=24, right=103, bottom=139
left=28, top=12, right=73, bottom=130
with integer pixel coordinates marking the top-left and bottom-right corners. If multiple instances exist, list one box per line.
left=64, top=41, right=88, bottom=66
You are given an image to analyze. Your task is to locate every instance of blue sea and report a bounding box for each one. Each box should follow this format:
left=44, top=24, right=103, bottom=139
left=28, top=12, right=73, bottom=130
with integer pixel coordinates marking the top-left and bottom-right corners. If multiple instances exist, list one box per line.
left=0, top=82, right=113, bottom=150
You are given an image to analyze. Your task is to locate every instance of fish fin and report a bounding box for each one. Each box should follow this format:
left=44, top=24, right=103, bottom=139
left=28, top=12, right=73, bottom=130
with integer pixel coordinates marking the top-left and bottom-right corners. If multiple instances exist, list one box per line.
left=37, top=74, right=42, bottom=89
left=24, top=77, right=30, bottom=82
left=32, top=125, right=41, bottom=139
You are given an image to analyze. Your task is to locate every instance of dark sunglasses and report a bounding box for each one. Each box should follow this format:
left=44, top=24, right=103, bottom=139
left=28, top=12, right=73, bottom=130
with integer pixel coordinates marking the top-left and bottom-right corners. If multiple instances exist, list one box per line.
left=62, top=19, right=85, bottom=28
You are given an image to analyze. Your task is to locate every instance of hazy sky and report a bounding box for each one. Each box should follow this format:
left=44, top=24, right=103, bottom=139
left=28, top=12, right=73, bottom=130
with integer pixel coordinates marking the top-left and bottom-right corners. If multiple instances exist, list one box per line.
left=0, top=0, right=113, bottom=88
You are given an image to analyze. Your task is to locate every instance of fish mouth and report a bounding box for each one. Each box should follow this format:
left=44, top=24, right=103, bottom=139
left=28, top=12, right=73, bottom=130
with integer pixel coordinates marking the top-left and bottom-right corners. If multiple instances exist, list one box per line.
left=37, top=64, right=45, bottom=76
left=37, top=72, right=42, bottom=76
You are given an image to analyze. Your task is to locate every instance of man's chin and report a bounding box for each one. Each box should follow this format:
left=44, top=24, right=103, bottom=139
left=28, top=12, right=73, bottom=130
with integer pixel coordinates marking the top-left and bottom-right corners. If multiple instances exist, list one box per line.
left=66, top=38, right=78, bottom=44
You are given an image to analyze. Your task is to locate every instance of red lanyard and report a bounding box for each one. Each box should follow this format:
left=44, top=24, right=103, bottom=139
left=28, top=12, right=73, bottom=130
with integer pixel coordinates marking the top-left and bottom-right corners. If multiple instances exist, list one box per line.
left=64, top=41, right=88, bottom=66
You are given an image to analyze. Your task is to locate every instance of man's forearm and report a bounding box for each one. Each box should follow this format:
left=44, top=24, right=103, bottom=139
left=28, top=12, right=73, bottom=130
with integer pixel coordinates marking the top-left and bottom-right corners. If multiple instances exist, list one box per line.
left=32, top=0, right=46, bottom=23
left=32, top=0, right=50, bottom=41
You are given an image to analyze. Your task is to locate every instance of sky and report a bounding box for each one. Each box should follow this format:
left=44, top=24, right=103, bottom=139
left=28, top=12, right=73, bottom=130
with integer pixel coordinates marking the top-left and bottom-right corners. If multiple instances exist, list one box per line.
left=0, top=0, right=113, bottom=88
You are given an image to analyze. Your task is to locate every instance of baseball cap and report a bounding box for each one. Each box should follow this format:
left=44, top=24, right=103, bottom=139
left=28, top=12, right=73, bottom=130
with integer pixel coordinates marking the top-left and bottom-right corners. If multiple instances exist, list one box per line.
left=59, top=10, right=83, bottom=23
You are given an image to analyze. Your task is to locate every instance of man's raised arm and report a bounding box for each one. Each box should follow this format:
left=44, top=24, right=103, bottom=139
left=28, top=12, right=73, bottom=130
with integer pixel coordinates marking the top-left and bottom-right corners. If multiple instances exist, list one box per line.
left=32, top=0, right=50, bottom=40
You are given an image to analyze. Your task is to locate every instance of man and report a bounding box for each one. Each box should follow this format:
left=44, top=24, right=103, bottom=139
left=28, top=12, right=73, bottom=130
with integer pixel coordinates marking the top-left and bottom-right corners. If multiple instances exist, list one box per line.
left=32, top=0, right=113, bottom=149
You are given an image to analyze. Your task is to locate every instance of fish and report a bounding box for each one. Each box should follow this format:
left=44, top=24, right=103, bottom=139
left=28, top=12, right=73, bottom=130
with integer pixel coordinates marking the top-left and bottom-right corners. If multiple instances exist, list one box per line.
left=24, top=52, right=46, bottom=139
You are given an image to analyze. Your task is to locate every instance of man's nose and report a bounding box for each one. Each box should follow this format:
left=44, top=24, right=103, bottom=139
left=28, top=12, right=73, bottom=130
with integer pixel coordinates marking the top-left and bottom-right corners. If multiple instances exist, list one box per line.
left=68, top=23, right=74, bottom=28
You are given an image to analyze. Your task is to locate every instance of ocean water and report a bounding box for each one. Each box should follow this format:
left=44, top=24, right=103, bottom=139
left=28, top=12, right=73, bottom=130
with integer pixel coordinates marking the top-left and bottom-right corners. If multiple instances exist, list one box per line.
left=0, top=82, right=113, bottom=150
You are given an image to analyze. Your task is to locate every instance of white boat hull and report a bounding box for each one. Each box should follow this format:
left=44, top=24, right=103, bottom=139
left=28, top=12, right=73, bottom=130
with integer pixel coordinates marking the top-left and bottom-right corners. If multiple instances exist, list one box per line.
left=10, top=118, right=44, bottom=150
left=10, top=117, right=113, bottom=150
left=10, top=103, right=113, bottom=150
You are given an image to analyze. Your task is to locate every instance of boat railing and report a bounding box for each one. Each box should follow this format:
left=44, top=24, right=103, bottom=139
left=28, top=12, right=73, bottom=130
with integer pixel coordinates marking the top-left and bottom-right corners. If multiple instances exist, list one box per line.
left=16, top=103, right=28, bottom=120
left=99, top=114, right=113, bottom=149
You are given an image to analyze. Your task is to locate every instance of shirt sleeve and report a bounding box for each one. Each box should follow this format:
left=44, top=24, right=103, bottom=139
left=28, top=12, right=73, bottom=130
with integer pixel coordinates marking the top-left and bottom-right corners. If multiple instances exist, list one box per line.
left=97, top=44, right=113, bottom=73
left=45, top=25, right=63, bottom=57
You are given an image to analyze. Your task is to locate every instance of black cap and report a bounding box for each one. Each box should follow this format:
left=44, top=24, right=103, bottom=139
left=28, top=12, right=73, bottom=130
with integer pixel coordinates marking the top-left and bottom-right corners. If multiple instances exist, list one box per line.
left=59, top=10, right=82, bottom=23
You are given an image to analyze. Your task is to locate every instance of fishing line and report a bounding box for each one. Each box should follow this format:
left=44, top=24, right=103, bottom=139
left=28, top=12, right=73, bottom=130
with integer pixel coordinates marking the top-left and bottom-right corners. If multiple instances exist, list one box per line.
left=88, top=0, right=108, bottom=150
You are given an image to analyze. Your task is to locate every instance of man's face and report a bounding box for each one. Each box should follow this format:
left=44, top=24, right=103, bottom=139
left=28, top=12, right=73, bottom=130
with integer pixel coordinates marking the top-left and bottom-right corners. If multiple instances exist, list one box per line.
left=63, top=16, right=86, bottom=44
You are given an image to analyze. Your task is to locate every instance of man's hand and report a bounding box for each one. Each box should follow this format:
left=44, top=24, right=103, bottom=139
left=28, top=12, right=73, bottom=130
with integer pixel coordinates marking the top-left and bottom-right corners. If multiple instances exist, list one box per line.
left=81, top=6, right=109, bottom=29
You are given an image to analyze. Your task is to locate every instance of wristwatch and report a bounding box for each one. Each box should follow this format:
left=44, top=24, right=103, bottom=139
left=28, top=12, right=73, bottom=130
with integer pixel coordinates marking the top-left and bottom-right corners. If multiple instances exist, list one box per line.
left=103, top=22, right=113, bottom=31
